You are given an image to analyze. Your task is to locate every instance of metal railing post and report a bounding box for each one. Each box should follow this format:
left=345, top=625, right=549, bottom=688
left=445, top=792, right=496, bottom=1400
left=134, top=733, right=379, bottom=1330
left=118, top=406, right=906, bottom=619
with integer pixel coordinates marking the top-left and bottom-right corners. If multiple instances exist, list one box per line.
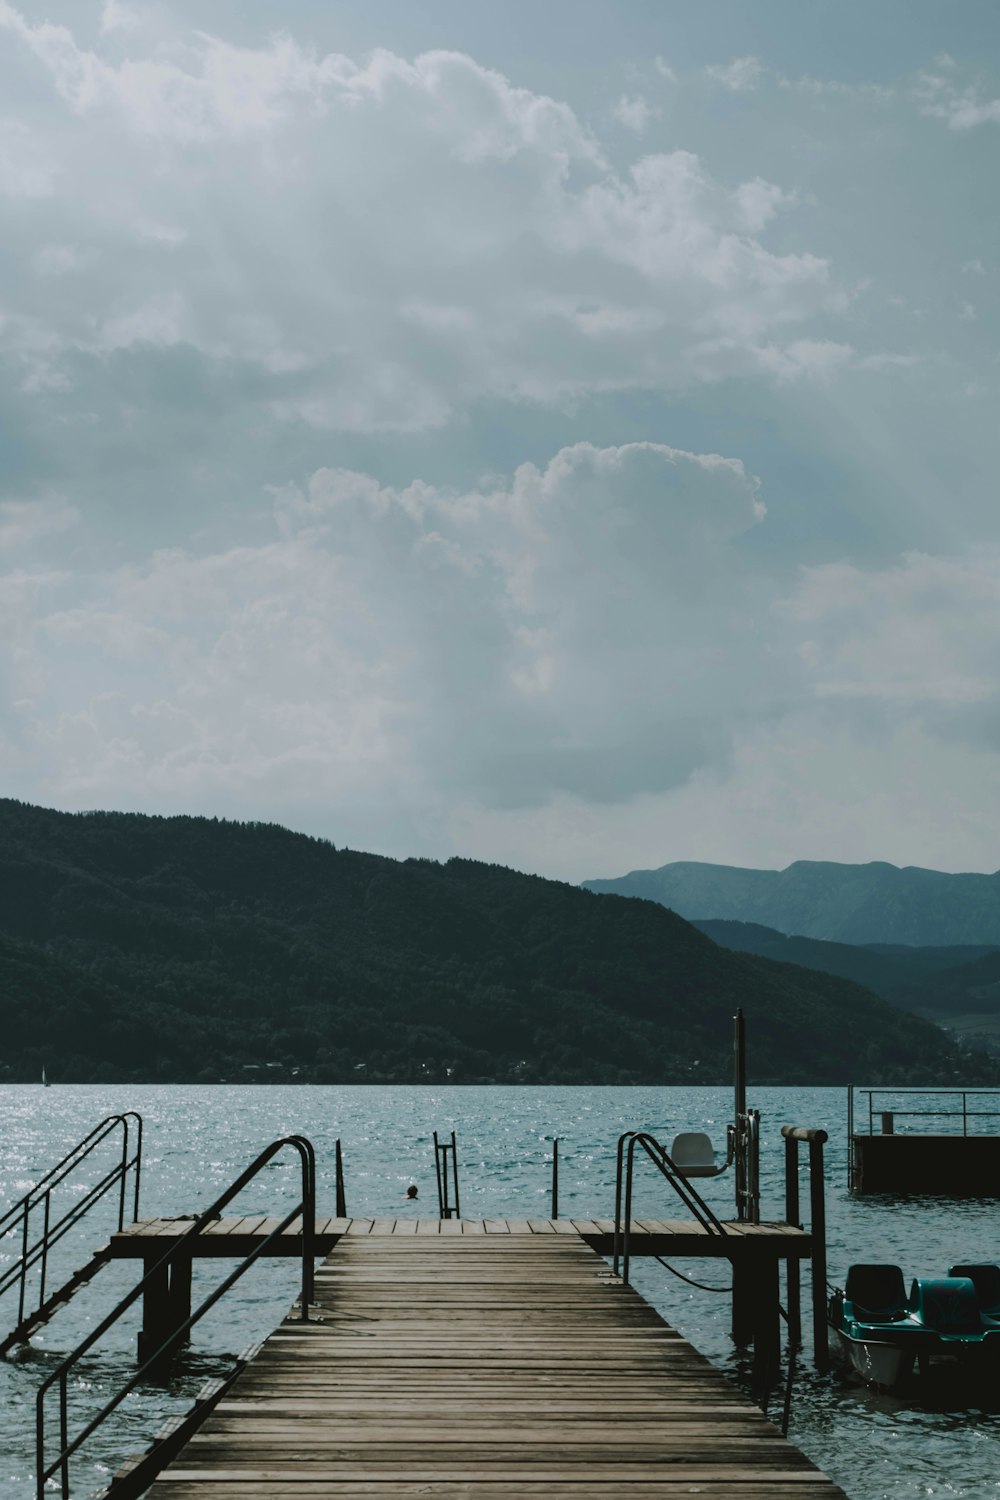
left=335, top=1138, right=347, bottom=1218
left=129, top=1112, right=143, bottom=1224
left=450, top=1131, right=460, bottom=1219
left=18, top=1209, right=29, bottom=1325
left=432, top=1132, right=446, bottom=1218
left=622, top=1135, right=638, bottom=1284
left=39, top=1193, right=51, bottom=1309
left=301, top=1135, right=315, bottom=1316
left=118, top=1121, right=130, bottom=1231
left=551, top=1138, right=559, bottom=1220
left=612, top=1131, right=635, bottom=1274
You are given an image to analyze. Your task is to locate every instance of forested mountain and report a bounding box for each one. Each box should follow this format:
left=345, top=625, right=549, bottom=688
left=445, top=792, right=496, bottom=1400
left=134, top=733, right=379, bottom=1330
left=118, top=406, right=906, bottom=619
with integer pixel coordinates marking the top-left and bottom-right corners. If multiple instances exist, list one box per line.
left=0, top=799, right=991, bottom=1085
left=692, top=920, right=995, bottom=1000
left=888, top=950, right=1000, bottom=1055
left=692, top=919, right=1000, bottom=1055
left=583, top=859, right=1000, bottom=946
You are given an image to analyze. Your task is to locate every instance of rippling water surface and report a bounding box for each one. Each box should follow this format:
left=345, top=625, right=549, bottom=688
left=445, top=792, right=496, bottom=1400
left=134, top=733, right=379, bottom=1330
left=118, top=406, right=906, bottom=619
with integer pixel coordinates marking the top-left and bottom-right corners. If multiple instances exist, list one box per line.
left=2, top=1083, right=999, bottom=1499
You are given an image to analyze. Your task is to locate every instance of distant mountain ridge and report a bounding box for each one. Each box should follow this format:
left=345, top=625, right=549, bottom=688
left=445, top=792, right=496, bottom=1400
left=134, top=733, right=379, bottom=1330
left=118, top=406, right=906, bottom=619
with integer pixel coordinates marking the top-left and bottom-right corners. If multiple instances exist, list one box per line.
left=582, top=860, right=1000, bottom=946
left=0, top=799, right=988, bottom=1086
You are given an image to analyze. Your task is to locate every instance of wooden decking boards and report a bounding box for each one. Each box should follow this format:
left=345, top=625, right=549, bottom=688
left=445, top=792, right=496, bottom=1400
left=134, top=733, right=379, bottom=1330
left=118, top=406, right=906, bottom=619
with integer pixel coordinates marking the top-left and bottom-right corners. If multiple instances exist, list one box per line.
left=142, top=1230, right=845, bottom=1498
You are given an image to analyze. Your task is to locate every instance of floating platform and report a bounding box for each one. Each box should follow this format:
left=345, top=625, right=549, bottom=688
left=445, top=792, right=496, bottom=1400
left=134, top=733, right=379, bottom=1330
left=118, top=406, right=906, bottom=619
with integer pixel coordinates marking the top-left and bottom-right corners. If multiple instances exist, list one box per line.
left=127, top=1229, right=846, bottom=1498
left=848, top=1087, right=1000, bottom=1195
left=850, top=1133, right=1000, bottom=1195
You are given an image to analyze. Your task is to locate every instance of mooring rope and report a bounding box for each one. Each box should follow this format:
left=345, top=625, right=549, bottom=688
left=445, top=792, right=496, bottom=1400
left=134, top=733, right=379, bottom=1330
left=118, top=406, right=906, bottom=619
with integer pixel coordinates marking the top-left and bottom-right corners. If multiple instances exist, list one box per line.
left=653, top=1255, right=732, bottom=1293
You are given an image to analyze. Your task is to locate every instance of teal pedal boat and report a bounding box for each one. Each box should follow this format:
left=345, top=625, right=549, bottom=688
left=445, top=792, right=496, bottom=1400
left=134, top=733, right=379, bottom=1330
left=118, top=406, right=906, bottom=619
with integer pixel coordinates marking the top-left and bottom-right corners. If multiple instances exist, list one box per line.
left=829, top=1262, right=1000, bottom=1389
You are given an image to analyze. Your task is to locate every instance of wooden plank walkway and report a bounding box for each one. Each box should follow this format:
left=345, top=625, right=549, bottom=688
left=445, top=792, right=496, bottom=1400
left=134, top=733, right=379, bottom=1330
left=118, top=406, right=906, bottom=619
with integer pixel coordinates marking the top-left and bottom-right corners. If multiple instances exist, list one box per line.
left=109, top=1216, right=812, bottom=1260
left=142, top=1230, right=845, bottom=1498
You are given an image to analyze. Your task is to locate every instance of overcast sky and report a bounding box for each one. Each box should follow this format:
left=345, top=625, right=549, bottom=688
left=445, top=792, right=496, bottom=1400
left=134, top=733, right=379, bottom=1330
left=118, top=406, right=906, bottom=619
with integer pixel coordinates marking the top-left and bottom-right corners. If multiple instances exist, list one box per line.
left=2, top=0, right=999, bottom=881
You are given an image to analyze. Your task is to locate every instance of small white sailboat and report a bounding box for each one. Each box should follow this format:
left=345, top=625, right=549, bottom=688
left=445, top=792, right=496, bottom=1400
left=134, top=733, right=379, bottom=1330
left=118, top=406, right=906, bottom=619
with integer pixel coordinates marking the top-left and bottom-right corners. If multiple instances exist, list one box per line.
left=42, top=1067, right=50, bottom=1087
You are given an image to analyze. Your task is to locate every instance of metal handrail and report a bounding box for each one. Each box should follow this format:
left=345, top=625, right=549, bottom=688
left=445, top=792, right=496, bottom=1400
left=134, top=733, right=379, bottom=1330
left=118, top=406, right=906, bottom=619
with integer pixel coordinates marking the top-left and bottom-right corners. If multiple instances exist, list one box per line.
left=36, top=1133, right=316, bottom=1500
left=0, top=1113, right=141, bottom=1331
left=851, top=1085, right=1000, bottom=1139
left=613, top=1131, right=726, bottom=1284
left=433, top=1130, right=460, bottom=1220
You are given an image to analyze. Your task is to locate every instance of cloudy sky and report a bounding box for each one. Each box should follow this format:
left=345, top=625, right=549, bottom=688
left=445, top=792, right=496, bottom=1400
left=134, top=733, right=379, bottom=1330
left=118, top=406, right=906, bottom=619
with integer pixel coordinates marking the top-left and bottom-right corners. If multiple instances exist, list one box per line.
left=2, top=0, right=999, bottom=881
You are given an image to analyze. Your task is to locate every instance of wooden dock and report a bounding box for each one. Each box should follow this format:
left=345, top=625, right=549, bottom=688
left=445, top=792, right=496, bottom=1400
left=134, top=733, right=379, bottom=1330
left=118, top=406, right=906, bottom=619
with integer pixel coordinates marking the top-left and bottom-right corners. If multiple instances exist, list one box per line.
left=135, top=1227, right=844, bottom=1498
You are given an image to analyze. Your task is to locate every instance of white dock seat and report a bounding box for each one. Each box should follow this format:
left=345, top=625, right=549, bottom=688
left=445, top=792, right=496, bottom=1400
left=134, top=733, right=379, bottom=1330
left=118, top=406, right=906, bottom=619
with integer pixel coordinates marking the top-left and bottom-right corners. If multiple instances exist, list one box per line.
left=670, top=1130, right=727, bottom=1178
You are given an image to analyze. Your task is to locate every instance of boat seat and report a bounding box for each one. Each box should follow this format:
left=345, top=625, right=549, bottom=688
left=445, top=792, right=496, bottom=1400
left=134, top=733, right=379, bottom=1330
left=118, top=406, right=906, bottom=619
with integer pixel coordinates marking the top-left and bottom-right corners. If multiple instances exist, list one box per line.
left=910, top=1276, right=982, bottom=1335
left=669, top=1132, right=725, bottom=1178
left=844, top=1263, right=908, bottom=1321
left=948, top=1264, right=1000, bottom=1317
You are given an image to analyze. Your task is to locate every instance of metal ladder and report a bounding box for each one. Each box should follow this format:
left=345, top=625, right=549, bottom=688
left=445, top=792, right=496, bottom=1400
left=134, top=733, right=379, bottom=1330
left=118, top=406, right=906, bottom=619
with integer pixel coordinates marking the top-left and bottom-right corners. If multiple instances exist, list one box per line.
left=0, top=1112, right=142, bottom=1354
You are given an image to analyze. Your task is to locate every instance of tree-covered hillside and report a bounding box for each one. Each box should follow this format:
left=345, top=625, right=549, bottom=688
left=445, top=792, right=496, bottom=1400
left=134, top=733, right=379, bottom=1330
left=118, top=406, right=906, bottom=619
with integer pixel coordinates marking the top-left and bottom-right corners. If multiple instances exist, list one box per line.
left=692, top=920, right=997, bottom=1001
left=0, top=800, right=991, bottom=1085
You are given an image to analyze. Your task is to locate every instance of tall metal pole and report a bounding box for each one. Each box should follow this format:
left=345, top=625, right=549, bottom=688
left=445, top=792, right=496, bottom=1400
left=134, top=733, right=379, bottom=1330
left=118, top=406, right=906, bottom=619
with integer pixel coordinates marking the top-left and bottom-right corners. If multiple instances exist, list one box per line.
left=734, top=1008, right=747, bottom=1119
left=734, top=1009, right=747, bottom=1222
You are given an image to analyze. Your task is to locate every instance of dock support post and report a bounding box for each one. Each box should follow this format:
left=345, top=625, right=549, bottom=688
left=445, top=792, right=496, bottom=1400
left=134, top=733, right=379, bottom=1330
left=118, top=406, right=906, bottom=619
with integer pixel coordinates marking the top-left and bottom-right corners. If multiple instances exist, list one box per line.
left=732, top=1251, right=781, bottom=1394
left=169, top=1252, right=192, bottom=1350
left=137, top=1250, right=191, bottom=1375
left=731, top=1257, right=756, bottom=1346
left=809, top=1134, right=829, bottom=1372
left=781, top=1125, right=830, bottom=1372
left=751, top=1253, right=781, bottom=1399
left=784, top=1133, right=801, bottom=1348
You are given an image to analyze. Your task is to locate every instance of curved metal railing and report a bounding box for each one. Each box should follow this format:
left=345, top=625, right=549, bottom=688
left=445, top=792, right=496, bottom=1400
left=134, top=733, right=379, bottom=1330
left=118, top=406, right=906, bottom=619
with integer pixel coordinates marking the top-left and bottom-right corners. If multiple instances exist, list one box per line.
left=613, top=1130, right=727, bottom=1284
left=0, top=1113, right=142, bottom=1340
left=36, top=1133, right=316, bottom=1500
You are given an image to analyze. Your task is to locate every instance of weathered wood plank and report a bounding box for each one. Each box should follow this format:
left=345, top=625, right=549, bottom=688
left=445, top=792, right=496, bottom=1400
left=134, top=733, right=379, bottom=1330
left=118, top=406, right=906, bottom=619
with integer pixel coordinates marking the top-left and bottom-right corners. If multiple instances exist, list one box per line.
left=154, top=1486, right=845, bottom=1498
left=152, top=1467, right=841, bottom=1483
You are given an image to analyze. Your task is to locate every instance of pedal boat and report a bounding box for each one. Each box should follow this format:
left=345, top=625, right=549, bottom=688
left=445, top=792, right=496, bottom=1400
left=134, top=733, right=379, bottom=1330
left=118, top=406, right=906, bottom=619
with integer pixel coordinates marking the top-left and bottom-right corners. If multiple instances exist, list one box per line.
left=829, top=1264, right=936, bottom=1388
left=830, top=1263, right=1000, bottom=1389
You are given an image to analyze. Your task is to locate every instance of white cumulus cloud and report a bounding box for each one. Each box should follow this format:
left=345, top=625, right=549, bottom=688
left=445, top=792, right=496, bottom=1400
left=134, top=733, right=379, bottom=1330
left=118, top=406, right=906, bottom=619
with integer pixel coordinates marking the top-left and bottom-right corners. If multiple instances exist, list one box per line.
left=0, top=12, right=846, bottom=436
left=706, top=56, right=766, bottom=93
left=613, top=93, right=658, bottom=133
left=0, top=441, right=773, bottom=833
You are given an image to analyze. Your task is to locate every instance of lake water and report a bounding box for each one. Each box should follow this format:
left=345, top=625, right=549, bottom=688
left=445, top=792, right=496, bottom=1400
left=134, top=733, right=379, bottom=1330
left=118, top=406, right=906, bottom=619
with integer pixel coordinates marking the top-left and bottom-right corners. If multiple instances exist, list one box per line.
left=2, top=1083, right=999, bottom=1500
